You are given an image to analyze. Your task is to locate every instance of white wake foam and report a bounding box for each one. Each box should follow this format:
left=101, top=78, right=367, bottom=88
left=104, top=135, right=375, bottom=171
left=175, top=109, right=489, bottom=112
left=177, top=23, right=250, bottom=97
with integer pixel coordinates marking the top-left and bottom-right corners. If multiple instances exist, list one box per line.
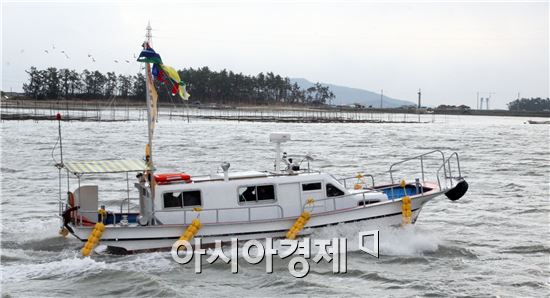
left=1, top=254, right=110, bottom=282
left=3, top=217, right=61, bottom=244
left=309, top=221, right=441, bottom=256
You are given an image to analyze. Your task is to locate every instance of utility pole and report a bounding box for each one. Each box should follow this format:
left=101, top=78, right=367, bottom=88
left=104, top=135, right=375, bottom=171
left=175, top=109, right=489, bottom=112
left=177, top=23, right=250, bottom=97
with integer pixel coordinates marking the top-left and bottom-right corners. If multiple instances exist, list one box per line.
left=417, top=89, right=421, bottom=123
left=477, top=92, right=495, bottom=110
left=476, top=92, right=479, bottom=110
left=380, top=89, right=383, bottom=109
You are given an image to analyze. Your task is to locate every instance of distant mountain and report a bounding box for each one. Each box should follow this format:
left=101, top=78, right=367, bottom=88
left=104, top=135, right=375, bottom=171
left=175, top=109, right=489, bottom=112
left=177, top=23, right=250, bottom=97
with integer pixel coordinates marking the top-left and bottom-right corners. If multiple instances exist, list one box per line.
left=291, top=78, right=415, bottom=108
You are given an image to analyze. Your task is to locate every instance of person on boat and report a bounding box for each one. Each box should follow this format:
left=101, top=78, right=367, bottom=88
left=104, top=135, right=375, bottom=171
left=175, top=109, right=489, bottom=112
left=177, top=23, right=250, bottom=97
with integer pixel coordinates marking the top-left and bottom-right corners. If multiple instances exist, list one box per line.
left=62, top=192, right=79, bottom=233
left=62, top=206, right=79, bottom=233
left=136, top=172, right=146, bottom=184
left=283, top=156, right=300, bottom=173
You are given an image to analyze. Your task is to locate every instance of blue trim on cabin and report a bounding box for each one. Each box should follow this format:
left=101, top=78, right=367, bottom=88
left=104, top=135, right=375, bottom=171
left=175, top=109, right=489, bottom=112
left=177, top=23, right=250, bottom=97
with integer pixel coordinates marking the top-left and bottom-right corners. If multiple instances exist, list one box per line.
left=381, top=185, right=422, bottom=200
left=102, top=213, right=139, bottom=225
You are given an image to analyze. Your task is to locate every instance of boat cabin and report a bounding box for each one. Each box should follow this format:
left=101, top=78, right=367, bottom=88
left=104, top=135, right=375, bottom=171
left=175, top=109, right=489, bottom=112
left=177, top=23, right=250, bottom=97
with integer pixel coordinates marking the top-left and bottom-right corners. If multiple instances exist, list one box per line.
left=152, top=171, right=366, bottom=225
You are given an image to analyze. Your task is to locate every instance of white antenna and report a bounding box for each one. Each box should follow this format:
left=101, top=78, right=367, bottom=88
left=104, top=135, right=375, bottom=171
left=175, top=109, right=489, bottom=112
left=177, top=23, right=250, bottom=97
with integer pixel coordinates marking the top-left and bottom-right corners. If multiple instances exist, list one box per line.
left=270, top=133, right=291, bottom=172
left=146, top=21, right=152, bottom=47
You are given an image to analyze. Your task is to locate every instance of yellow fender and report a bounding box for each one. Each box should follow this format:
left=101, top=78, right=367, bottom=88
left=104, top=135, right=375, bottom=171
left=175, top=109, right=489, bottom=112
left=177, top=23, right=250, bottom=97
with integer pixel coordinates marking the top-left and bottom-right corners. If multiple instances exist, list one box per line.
left=401, top=196, right=412, bottom=225
left=81, top=222, right=105, bottom=257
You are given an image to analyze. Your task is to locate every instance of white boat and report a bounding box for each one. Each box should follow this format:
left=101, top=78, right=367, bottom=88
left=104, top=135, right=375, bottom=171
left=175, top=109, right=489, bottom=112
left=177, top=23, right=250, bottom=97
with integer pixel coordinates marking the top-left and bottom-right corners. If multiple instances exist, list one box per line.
left=527, top=120, right=550, bottom=124
left=55, top=25, right=468, bottom=255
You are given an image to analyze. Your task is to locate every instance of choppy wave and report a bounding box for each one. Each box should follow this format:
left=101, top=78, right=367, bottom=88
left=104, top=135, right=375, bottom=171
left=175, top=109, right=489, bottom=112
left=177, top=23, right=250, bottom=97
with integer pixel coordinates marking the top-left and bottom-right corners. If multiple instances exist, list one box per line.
left=499, top=245, right=550, bottom=254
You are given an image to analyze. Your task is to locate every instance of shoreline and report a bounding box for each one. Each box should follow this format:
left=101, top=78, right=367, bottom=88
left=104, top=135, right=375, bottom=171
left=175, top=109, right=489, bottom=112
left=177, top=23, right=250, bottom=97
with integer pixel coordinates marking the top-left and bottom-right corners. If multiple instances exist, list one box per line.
left=2, top=98, right=549, bottom=118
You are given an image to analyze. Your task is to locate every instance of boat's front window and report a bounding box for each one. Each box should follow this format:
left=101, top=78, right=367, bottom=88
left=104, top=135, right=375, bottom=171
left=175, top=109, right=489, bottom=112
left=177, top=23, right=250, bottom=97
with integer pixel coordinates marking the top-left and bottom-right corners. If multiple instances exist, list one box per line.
left=238, top=184, right=276, bottom=203
left=163, top=190, right=202, bottom=208
left=326, top=183, right=345, bottom=197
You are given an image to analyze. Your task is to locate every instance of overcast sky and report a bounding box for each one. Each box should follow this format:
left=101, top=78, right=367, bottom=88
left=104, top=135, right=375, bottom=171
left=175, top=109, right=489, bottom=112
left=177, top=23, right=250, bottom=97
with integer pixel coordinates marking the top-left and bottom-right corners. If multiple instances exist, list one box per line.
left=2, top=0, right=548, bottom=108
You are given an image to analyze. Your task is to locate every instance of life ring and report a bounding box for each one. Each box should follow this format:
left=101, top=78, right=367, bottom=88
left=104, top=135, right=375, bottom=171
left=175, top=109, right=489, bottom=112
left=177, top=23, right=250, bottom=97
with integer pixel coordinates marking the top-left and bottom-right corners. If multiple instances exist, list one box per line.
left=68, top=191, right=75, bottom=207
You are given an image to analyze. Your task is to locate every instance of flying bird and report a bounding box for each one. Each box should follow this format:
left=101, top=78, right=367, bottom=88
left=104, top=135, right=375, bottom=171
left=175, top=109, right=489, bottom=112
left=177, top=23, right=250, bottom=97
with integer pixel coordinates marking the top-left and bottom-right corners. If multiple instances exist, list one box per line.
left=114, top=60, right=119, bottom=63
left=125, top=60, right=130, bottom=63
left=92, top=58, right=96, bottom=62
left=61, top=50, right=69, bottom=59
left=44, top=50, right=49, bottom=54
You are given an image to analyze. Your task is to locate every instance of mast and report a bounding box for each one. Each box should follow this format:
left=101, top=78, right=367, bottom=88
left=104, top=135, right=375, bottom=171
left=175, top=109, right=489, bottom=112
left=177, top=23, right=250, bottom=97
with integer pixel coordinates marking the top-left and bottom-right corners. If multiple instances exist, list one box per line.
left=144, top=22, right=154, bottom=172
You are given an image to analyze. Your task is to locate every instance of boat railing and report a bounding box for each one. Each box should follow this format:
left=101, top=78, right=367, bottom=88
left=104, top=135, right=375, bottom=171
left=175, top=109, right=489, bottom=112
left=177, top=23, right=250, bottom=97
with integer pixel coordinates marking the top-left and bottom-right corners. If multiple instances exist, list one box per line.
left=59, top=196, right=140, bottom=227
left=72, top=208, right=118, bottom=226
left=389, top=150, right=447, bottom=190
left=61, top=195, right=285, bottom=226
left=119, top=196, right=137, bottom=216
left=154, top=203, right=285, bottom=225
left=191, top=169, right=322, bottom=184
left=436, top=152, right=463, bottom=190
left=155, top=185, right=408, bottom=225
left=338, top=173, right=375, bottom=189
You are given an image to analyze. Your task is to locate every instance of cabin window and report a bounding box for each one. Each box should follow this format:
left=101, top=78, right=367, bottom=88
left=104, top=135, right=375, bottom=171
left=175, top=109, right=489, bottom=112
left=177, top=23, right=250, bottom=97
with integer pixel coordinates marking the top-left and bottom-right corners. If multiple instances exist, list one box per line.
left=163, top=192, right=182, bottom=208
left=163, top=190, right=202, bottom=208
left=182, top=191, right=202, bottom=206
left=239, top=185, right=276, bottom=203
left=302, top=182, right=322, bottom=191
left=239, top=186, right=256, bottom=202
left=257, top=185, right=275, bottom=201
left=326, top=183, right=345, bottom=197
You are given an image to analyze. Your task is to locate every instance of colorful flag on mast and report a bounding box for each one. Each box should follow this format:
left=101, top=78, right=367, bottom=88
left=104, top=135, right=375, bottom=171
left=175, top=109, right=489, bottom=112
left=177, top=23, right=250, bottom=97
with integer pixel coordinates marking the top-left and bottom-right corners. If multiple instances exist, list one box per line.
left=137, top=43, right=190, bottom=101
left=137, top=43, right=162, bottom=64
left=159, top=64, right=190, bottom=100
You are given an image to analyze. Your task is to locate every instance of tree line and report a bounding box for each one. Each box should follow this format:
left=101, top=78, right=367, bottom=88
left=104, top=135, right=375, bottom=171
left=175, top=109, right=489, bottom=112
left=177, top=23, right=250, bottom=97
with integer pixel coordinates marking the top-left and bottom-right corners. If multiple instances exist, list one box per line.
left=507, top=97, right=550, bottom=112
left=179, top=67, right=334, bottom=105
left=22, top=66, right=335, bottom=106
left=23, top=67, right=145, bottom=100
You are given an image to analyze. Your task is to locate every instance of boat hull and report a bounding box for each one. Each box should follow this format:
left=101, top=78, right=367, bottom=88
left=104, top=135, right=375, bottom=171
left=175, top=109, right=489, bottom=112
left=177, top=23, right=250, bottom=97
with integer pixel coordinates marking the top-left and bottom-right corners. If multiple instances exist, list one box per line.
left=70, top=191, right=440, bottom=253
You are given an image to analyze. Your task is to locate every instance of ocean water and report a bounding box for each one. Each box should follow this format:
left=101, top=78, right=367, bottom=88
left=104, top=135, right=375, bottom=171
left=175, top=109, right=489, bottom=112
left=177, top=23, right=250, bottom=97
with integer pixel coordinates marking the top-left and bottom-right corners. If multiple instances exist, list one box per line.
left=1, top=113, right=549, bottom=297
